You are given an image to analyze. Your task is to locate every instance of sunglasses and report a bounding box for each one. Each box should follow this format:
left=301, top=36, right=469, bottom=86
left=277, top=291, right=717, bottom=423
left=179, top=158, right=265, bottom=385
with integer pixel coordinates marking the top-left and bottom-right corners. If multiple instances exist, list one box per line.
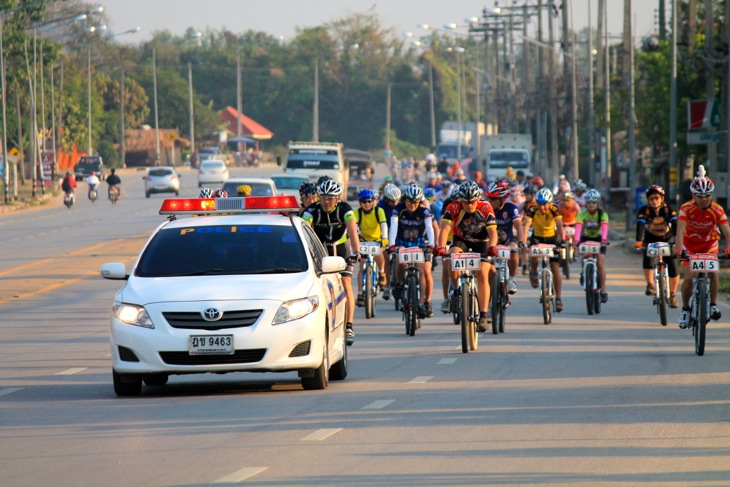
left=648, top=195, right=662, bottom=200
left=406, top=199, right=420, bottom=204
left=359, top=199, right=374, bottom=203
left=695, top=193, right=712, bottom=199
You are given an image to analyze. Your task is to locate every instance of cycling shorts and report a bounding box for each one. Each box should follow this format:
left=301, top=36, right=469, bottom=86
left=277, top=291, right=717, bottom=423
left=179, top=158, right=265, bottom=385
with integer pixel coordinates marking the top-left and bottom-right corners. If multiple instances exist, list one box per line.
left=451, top=236, right=490, bottom=262
left=682, top=240, right=719, bottom=267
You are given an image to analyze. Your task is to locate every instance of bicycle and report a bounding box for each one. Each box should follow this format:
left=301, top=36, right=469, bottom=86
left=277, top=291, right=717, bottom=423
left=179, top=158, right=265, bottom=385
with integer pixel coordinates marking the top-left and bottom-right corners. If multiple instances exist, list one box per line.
left=530, top=244, right=556, bottom=325
left=451, top=252, right=481, bottom=352
left=398, top=247, right=424, bottom=336
left=577, top=241, right=603, bottom=315
left=680, top=252, right=729, bottom=356
left=386, top=250, right=400, bottom=310
left=646, top=242, right=672, bottom=326
left=561, top=226, right=575, bottom=279
left=490, top=245, right=512, bottom=335
left=359, top=242, right=381, bottom=319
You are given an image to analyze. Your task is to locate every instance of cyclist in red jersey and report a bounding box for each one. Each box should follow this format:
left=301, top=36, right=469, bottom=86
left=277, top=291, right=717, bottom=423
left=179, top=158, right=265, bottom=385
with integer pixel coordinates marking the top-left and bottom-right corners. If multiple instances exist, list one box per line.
left=674, top=165, right=730, bottom=328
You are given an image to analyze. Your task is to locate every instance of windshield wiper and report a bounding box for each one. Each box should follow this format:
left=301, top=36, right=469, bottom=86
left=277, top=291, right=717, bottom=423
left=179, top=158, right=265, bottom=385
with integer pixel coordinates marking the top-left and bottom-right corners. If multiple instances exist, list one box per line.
left=257, top=267, right=303, bottom=274
left=176, top=268, right=226, bottom=276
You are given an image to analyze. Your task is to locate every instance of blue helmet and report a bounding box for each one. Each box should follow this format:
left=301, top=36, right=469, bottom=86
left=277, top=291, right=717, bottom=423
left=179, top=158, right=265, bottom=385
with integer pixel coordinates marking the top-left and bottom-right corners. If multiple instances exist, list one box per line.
left=423, top=187, right=436, bottom=199
left=358, top=188, right=376, bottom=200
left=535, top=188, right=554, bottom=205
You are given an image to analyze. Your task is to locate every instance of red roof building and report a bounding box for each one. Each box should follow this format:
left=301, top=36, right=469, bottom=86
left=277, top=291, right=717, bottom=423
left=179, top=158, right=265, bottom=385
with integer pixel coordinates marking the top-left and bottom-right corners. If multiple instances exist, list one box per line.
left=220, top=106, right=274, bottom=140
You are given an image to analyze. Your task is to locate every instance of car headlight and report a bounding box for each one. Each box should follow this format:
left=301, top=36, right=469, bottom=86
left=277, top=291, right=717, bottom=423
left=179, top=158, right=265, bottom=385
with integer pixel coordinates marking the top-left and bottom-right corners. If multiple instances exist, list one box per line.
left=273, top=296, right=319, bottom=325
left=112, top=302, right=154, bottom=329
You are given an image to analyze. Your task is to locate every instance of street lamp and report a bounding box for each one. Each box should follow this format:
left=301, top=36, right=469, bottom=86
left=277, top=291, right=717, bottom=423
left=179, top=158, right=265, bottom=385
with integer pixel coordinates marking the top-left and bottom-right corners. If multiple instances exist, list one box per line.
left=447, top=46, right=465, bottom=162
left=404, top=32, right=437, bottom=149
left=186, top=31, right=202, bottom=164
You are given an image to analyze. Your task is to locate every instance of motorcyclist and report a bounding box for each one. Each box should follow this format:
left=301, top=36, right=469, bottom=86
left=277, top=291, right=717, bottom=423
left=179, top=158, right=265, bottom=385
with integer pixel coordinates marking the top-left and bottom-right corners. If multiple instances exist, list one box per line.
left=61, top=171, right=77, bottom=194
left=86, top=171, right=100, bottom=199
left=106, top=168, right=121, bottom=197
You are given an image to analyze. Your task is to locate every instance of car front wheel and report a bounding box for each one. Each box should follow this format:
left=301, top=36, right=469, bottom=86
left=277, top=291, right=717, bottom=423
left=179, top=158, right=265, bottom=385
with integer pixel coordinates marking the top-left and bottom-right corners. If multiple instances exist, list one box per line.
left=113, top=370, right=142, bottom=396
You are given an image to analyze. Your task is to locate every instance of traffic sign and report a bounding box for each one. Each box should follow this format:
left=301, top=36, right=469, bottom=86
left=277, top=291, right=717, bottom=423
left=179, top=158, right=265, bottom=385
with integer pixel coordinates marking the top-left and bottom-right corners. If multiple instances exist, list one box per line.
left=8, top=147, right=20, bottom=156
left=688, top=100, right=720, bottom=129
left=687, top=132, right=720, bottom=145
left=669, top=167, right=678, bottom=185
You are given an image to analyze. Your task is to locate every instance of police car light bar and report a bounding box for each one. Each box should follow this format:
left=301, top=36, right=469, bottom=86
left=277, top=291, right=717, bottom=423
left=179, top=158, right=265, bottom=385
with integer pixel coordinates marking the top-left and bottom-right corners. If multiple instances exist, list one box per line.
left=159, top=195, right=300, bottom=215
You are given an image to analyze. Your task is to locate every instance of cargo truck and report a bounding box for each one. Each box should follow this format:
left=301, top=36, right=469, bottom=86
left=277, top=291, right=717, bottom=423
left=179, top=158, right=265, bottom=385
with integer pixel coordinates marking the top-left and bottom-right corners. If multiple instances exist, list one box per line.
left=480, top=134, right=532, bottom=178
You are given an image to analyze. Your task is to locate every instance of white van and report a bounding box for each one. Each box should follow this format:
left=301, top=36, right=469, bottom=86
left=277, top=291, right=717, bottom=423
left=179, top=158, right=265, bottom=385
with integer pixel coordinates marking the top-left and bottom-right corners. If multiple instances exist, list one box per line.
left=285, top=142, right=349, bottom=196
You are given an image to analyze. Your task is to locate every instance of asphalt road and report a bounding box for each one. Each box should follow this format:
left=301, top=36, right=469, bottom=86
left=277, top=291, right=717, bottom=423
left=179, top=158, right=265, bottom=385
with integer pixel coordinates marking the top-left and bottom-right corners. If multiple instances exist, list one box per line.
left=1, top=165, right=729, bottom=486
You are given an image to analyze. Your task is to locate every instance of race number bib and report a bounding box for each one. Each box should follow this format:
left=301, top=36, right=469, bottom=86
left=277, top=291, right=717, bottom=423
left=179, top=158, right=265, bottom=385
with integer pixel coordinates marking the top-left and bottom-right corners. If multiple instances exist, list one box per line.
left=578, top=241, right=601, bottom=254
left=398, top=247, right=424, bottom=264
left=451, top=252, right=481, bottom=270
left=689, top=253, right=719, bottom=272
left=530, top=244, right=554, bottom=257
left=359, top=242, right=381, bottom=255
left=494, top=245, right=511, bottom=260
left=646, top=242, right=672, bottom=257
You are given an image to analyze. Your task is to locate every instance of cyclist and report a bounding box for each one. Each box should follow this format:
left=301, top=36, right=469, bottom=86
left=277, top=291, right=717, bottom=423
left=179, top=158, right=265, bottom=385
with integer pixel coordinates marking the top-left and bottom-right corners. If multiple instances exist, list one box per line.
left=487, top=179, right=524, bottom=294
left=559, top=191, right=581, bottom=256
left=574, top=188, right=610, bottom=303
left=298, top=182, right=319, bottom=214
left=377, top=183, right=402, bottom=300
left=573, top=181, right=587, bottom=208
left=635, top=185, right=679, bottom=307
left=674, top=166, right=730, bottom=328
left=302, top=180, right=361, bottom=345
left=523, top=188, right=565, bottom=312
left=437, top=181, right=498, bottom=330
left=388, top=183, right=436, bottom=319
left=355, top=188, right=388, bottom=306
left=552, top=174, right=571, bottom=204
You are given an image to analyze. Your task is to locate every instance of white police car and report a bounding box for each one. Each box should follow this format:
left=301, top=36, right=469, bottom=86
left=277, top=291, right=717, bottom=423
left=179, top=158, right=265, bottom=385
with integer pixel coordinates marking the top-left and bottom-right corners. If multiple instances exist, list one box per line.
left=101, top=195, right=348, bottom=396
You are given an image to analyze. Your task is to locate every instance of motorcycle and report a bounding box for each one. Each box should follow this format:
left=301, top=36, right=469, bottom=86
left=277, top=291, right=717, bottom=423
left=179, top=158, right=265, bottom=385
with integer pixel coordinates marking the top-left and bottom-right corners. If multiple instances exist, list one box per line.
left=108, top=185, right=119, bottom=204
left=88, top=185, right=99, bottom=203
left=63, top=191, right=75, bottom=209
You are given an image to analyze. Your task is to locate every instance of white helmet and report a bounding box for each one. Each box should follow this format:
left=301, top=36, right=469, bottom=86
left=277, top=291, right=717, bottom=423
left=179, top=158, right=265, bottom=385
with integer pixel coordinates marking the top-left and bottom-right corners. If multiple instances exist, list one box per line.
left=584, top=189, right=601, bottom=203
left=402, top=183, right=424, bottom=201
left=382, top=183, right=402, bottom=202
left=690, top=165, right=714, bottom=194
left=318, top=179, right=343, bottom=196
left=535, top=187, right=554, bottom=205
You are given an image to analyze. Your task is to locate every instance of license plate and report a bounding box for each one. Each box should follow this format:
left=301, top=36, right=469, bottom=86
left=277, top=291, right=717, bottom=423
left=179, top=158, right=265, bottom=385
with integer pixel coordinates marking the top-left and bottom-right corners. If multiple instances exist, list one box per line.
left=189, top=335, right=234, bottom=355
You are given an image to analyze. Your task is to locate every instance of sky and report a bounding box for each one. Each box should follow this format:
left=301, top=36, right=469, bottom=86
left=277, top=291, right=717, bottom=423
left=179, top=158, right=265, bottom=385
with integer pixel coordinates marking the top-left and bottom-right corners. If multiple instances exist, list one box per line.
left=96, top=0, right=660, bottom=45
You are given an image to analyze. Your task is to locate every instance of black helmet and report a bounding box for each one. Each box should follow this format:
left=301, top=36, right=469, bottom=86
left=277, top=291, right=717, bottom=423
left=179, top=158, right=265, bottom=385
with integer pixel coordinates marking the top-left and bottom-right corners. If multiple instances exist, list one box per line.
left=299, top=182, right=318, bottom=197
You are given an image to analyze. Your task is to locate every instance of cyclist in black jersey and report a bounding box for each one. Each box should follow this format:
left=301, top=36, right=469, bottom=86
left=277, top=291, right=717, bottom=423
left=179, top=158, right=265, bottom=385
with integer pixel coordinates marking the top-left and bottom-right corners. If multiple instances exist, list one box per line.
left=302, top=179, right=361, bottom=345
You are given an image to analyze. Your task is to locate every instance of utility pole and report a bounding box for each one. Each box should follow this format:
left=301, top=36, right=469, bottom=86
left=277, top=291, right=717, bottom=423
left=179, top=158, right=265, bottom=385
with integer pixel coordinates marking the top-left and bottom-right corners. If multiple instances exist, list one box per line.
left=603, top=0, right=612, bottom=203
left=548, top=2, right=559, bottom=185
left=669, top=0, right=677, bottom=202
left=626, top=0, right=636, bottom=231
left=313, top=58, right=319, bottom=142
left=588, top=0, right=596, bottom=187
left=537, top=0, right=546, bottom=177
left=704, top=0, right=717, bottom=175
left=385, top=82, right=391, bottom=150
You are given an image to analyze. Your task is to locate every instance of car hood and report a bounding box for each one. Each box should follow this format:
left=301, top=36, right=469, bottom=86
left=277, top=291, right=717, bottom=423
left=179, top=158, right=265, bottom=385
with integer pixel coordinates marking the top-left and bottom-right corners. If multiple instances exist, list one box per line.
left=121, top=272, right=315, bottom=305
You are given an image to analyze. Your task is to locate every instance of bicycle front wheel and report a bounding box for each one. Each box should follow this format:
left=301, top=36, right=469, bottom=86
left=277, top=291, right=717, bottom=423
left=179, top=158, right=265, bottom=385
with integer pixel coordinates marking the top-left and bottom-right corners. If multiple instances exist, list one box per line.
left=562, top=255, right=570, bottom=280
left=490, top=269, right=501, bottom=335
left=695, top=281, right=708, bottom=356
left=585, top=263, right=595, bottom=315
left=541, top=270, right=552, bottom=324
left=460, top=280, right=471, bottom=353
left=407, top=274, right=419, bottom=336
left=364, top=265, right=374, bottom=319
left=656, top=264, right=667, bottom=326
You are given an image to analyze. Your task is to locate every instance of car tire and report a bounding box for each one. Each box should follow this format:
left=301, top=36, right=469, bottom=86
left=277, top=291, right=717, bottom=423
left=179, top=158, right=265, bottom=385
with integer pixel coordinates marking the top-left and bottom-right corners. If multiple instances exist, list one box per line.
left=329, top=339, right=348, bottom=381
left=301, top=344, right=329, bottom=390
left=145, top=192, right=150, bottom=198
left=175, top=190, right=179, bottom=196
left=113, top=370, right=142, bottom=397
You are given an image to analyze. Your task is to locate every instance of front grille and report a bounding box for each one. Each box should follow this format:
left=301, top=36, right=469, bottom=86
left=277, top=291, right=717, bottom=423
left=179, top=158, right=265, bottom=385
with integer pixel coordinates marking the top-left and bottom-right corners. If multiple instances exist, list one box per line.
left=163, top=310, right=263, bottom=330
left=159, top=349, right=267, bottom=365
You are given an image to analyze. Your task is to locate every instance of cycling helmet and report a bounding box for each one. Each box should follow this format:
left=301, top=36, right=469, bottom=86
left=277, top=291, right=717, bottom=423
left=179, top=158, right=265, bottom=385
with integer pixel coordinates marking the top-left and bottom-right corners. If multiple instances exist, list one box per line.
left=487, top=179, right=511, bottom=199
left=402, top=183, right=424, bottom=201
left=563, top=191, right=575, bottom=200
left=645, top=185, right=665, bottom=198
left=316, top=175, right=332, bottom=186
left=358, top=188, right=376, bottom=200
left=690, top=165, right=714, bottom=194
left=459, top=180, right=483, bottom=202
left=213, top=189, right=228, bottom=198
left=236, top=185, right=252, bottom=197
left=523, top=184, right=536, bottom=196
left=318, top=179, right=342, bottom=196
left=299, top=182, right=318, bottom=197
left=584, top=188, right=601, bottom=203
left=535, top=187, right=554, bottom=205
left=533, top=176, right=544, bottom=187
left=382, top=183, right=401, bottom=202
left=424, top=187, right=436, bottom=199
left=574, top=182, right=587, bottom=192
left=199, top=187, right=214, bottom=198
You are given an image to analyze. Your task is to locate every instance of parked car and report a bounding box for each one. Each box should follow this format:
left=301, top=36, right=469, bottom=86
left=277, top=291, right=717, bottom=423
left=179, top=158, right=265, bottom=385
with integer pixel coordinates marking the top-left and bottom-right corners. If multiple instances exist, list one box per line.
left=74, top=155, right=106, bottom=182
left=271, top=175, right=310, bottom=197
left=197, top=159, right=229, bottom=187
left=143, top=166, right=181, bottom=198
left=221, top=177, right=277, bottom=197
left=100, top=195, right=348, bottom=396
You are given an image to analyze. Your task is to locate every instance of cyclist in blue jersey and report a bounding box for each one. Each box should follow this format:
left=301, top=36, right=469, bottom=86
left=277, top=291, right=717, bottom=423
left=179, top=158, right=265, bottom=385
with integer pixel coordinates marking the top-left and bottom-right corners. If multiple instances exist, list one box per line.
left=377, top=183, right=402, bottom=299
left=388, top=183, right=436, bottom=318
left=487, top=179, right=524, bottom=294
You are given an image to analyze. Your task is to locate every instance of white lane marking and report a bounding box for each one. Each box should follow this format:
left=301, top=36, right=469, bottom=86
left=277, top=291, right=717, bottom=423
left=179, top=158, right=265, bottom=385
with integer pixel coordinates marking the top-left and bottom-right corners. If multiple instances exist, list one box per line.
left=55, top=367, right=87, bottom=375
left=0, top=387, right=24, bottom=397
left=301, top=428, right=342, bottom=441
left=438, top=358, right=457, bottom=364
left=362, top=399, right=394, bottom=409
left=409, top=376, right=433, bottom=383
left=211, top=466, right=268, bottom=484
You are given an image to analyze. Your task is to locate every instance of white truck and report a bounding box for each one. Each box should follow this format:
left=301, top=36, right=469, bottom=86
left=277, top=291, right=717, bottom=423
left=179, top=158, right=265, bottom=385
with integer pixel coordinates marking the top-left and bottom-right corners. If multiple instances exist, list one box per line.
left=437, top=121, right=485, bottom=165
left=285, top=141, right=349, bottom=196
left=480, top=133, right=532, bottom=178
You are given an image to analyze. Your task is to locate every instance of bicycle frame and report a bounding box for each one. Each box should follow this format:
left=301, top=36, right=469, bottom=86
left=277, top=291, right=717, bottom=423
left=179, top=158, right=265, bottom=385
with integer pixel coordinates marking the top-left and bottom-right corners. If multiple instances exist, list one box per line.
left=530, top=244, right=555, bottom=324
left=359, top=242, right=381, bottom=319
left=398, top=247, right=424, bottom=336
left=578, top=241, right=601, bottom=315
left=684, top=252, right=722, bottom=356
left=451, top=252, right=480, bottom=352
left=490, top=245, right=511, bottom=334
left=647, top=242, right=672, bottom=326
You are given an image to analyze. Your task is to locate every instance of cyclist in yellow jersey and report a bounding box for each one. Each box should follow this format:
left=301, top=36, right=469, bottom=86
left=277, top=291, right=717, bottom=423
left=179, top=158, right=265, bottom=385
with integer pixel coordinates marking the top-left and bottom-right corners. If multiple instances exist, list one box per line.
left=355, top=189, right=388, bottom=306
left=523, top=187, right=565, bottom=312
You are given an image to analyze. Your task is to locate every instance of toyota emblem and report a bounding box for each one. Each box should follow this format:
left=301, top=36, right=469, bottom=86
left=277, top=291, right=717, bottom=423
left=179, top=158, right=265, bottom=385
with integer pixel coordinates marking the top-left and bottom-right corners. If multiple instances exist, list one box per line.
left=202, top=308, right=222, bottom=321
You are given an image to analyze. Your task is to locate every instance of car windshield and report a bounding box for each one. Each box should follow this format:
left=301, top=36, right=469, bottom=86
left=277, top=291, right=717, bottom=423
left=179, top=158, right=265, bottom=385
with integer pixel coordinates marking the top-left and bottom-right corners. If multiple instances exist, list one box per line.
left=202, top=161, right=225, bottom=169
left=148, top=168, right=174, bottom=177
left=221, top=181, right=275, bottom=196
left=136, top=224, right=308, bottom=277
left=272, top=177, right=308, bottom=190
